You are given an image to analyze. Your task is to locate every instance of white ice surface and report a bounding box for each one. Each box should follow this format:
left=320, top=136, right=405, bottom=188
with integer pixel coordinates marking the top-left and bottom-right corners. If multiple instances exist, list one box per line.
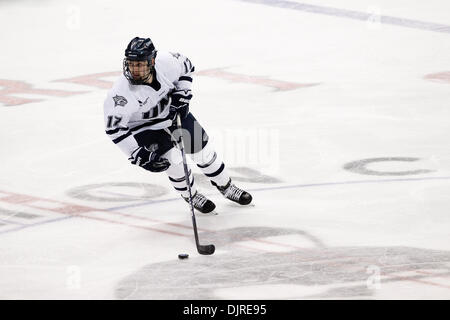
left=0, top=0, right=449, bottom=299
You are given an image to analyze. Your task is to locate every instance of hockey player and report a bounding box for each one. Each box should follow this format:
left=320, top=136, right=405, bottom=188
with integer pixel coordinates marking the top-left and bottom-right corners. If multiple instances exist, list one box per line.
left=103, top=37, right=252, bottom=213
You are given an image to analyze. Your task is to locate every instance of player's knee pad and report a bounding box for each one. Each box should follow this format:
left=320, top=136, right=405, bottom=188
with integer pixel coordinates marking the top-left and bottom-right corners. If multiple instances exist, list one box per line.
left=162, top=147, right=183, bottom=166
left=162, top=147, right=184, bottom=177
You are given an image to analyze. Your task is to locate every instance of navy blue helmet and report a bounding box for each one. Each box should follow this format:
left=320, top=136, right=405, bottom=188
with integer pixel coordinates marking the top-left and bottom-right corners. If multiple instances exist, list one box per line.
left=123, top=37, right=156, bottom=85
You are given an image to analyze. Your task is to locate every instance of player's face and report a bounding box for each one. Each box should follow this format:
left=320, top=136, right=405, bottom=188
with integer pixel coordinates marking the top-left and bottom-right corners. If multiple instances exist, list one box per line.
left=127, top=60, right=150, bottom=81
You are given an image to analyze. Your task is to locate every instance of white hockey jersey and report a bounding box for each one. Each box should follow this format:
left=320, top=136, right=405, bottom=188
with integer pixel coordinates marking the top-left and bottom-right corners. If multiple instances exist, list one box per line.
left=103, top=51, right=194, bottom=157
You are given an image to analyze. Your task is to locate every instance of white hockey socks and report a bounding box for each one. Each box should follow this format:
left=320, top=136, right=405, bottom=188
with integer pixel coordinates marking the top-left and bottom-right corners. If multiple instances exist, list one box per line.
left=190, top=142, right=230, bottom=188
left=164, top=148, right=197, bottom=198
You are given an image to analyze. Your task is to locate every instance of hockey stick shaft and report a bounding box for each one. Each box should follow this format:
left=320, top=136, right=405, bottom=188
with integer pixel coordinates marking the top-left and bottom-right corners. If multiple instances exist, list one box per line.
left=174, top=114, right=215, bottom=255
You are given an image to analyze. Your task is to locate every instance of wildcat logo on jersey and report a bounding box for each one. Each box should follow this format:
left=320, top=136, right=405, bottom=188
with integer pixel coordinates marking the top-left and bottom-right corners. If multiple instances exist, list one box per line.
left=113, top=95, right=128, bottom=107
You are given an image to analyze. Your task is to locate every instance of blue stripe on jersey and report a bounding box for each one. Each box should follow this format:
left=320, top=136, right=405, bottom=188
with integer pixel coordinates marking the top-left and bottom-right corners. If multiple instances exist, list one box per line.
left=178, top=76, right=192, bottom=82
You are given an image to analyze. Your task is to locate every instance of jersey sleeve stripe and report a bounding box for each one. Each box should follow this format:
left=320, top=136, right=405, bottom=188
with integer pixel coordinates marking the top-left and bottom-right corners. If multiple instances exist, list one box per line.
left=112, top=131, right=133, bottom=144
left=109, top=119, right=171, bottom=145
left=106, top=127, right=130, bottom=135
left=129, top=118, right=172, bottom=132
left=178, top=76, right=193, bottom=82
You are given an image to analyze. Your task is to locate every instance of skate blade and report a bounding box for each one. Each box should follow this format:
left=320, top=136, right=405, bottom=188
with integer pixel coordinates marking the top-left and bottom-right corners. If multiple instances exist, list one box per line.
left=226, top=202, right=255, bottom=208
left=198, top=210, right=218, bottom=216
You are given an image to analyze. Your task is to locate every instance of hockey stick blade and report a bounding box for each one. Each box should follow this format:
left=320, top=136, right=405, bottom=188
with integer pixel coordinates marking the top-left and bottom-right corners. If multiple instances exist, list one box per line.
left=198, top=244, right=215, bottom=255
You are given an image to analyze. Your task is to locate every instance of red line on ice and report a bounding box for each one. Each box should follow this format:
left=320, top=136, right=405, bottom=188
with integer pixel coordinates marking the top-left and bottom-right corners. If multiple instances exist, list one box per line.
left=0, top=190, right=189, bottom=237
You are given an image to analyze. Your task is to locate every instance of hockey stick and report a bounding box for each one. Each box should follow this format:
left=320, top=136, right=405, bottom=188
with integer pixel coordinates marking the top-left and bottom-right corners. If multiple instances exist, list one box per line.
left=173, top=113, right=215, bottom=255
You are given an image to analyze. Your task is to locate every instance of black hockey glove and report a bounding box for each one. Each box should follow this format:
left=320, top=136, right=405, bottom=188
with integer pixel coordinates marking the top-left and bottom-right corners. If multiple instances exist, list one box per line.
left=169, top=90, right=192, bottom=120
left=128, top=144, right=170, bottom=172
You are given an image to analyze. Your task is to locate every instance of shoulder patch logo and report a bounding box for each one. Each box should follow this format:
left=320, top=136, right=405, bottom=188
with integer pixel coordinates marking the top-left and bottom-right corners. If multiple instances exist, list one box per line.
left=113, top=95, right=128, bottom=107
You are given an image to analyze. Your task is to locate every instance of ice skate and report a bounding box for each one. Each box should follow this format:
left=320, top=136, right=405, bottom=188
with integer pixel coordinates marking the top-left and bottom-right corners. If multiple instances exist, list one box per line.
left=183, top=191, right=216, bottom=214
left=213, top=179, right=252, bottom=205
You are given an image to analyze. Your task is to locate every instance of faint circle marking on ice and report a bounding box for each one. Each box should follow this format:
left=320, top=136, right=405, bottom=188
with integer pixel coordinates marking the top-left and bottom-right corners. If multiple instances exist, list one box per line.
left=67, top=182, right=168, bottom=202
left=343, top=157, right=434, bottom=176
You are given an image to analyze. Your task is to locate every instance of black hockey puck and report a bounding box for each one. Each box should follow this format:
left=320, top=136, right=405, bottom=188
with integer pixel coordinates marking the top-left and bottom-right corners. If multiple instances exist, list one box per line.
left=178, top=253, right=189, bottom=260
